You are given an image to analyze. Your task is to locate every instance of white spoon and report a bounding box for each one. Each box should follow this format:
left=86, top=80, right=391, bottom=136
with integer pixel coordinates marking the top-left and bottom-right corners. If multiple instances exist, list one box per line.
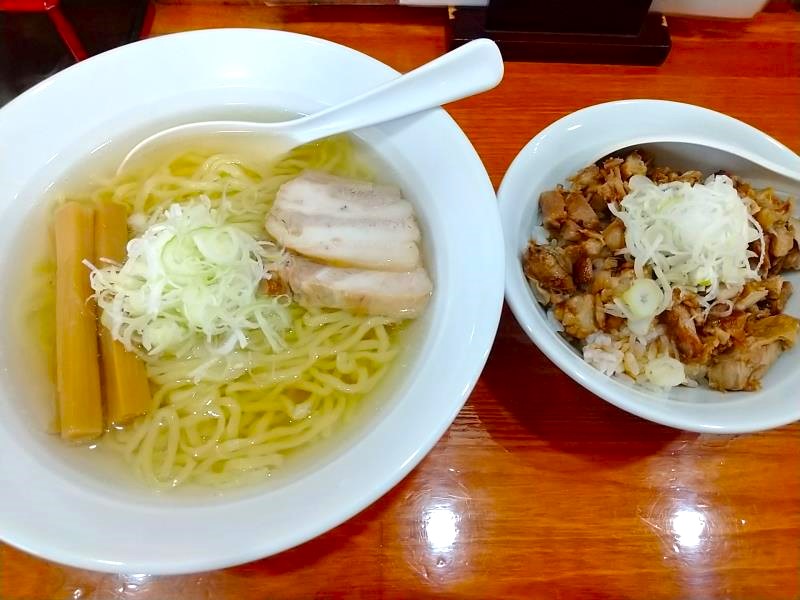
left=118, top=39, right=504, bottom=174
left=610, top=137, right=800, bottom=197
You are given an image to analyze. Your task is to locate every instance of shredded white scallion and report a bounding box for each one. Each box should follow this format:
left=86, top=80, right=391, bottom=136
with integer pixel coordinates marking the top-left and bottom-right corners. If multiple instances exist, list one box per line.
left=86, top=197, right=290, bottom=359
left=609, top=174, right=764, bottom=313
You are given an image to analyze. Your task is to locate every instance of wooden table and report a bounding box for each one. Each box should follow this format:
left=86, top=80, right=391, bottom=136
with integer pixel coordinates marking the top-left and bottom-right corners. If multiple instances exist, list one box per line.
left=2, top=3, right=800, bottom=599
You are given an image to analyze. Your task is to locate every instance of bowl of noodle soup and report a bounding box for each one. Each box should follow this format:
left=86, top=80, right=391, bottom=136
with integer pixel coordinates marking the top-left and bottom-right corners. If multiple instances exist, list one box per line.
left=0, top=29, right=503, bottom=573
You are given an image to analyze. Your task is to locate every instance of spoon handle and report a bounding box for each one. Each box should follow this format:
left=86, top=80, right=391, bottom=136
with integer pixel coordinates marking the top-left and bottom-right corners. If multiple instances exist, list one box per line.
left=287, top=39, right=504, bottom=143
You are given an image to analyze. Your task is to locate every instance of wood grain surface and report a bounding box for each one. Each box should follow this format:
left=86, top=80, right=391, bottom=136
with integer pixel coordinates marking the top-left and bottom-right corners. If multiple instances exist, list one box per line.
left=1, top=3, right=799, bottom=599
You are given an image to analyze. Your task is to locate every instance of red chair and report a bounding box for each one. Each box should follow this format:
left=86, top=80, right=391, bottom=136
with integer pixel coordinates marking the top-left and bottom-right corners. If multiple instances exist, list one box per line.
left=0, top=0, right=88, bottom=61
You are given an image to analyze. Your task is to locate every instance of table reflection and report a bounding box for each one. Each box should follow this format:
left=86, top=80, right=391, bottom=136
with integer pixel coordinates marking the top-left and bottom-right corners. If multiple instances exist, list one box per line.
left=399, top=466, right=478, bottom=586
left=424, top=503, right=460, bottom=552
left=671, top=508, right=706, bottom=550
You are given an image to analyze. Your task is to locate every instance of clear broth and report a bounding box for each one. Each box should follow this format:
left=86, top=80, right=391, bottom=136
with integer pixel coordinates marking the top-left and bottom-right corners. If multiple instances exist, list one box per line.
left=1, top=113, right=430, bottom=503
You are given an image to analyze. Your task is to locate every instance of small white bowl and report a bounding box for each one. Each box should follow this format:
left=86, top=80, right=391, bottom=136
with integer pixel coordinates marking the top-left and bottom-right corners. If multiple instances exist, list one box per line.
left=0, top=29, right=503, bottom=573
left=500, top=99, right=800, bottom=434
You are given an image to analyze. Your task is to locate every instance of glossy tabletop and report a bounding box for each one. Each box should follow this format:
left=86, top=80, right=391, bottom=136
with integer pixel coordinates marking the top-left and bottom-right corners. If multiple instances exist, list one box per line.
left=2, top=2, right=800, bottom=599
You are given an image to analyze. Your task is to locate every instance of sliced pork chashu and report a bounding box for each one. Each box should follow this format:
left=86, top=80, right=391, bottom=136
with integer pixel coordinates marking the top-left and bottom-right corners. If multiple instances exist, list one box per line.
left=264, top=170, right=433, bottom=319
left=266, top=170, right=422, bottom=272
left=284, top=255, right=432, bottom=320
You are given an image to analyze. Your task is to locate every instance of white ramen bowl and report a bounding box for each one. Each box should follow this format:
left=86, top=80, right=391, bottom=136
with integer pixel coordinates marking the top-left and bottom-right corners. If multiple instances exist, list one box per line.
left=0, top=30, right=504, bottom=574
left=500, top=99, right=800, bottom=434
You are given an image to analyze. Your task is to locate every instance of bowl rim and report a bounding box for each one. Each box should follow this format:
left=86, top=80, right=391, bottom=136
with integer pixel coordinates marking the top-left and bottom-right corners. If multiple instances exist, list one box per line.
left=499, top=98, right=800, bottom=434
left=0, top=28, right=505, bottom=573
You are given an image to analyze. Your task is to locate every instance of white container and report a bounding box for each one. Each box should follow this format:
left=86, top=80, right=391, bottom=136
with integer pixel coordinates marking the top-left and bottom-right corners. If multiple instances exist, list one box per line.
left=403, top=0, right=769, bottom=18
left=0, top=28, right=504, bottom=574
left=499, top=99, right=800, bottom=434
left=651, top=0, right=769, bottom=18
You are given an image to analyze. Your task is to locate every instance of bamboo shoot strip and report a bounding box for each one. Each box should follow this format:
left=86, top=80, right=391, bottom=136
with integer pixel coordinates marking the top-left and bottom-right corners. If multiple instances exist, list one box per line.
left=94, top=200, right=152, bottom=426
left=54, top=202, right=103, bottom=441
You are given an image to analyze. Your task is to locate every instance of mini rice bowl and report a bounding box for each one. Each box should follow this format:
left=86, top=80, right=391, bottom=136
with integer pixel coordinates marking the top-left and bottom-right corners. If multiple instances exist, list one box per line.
left=500, top=99, right=800, bottom=434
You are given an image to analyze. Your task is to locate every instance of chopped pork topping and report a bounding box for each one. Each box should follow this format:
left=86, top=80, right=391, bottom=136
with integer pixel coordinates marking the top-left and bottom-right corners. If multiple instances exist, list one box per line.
left=523, top=150, right=800, bottom=391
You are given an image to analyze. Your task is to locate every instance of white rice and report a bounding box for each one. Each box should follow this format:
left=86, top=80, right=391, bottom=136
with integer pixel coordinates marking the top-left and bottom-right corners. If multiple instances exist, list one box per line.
left=583, top=332, right=624, bottom=375
left=531, top=224, right=550, bottom=245
left=546, top=307, right=564, bottom=332
left=582, top=325, right=688, bottom=389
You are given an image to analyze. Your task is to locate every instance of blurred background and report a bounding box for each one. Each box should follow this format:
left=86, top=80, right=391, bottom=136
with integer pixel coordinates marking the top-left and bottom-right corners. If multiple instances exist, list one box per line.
left=1, top=0, right=798, bottom=105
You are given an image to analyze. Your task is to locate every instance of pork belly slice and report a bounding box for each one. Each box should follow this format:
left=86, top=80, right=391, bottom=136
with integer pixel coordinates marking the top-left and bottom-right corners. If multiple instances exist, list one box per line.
left=285, top=255, right=432, bottom=320
left=707, top=314, right=799, bottom=391
left=266, top=170, right=421, bottom=272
